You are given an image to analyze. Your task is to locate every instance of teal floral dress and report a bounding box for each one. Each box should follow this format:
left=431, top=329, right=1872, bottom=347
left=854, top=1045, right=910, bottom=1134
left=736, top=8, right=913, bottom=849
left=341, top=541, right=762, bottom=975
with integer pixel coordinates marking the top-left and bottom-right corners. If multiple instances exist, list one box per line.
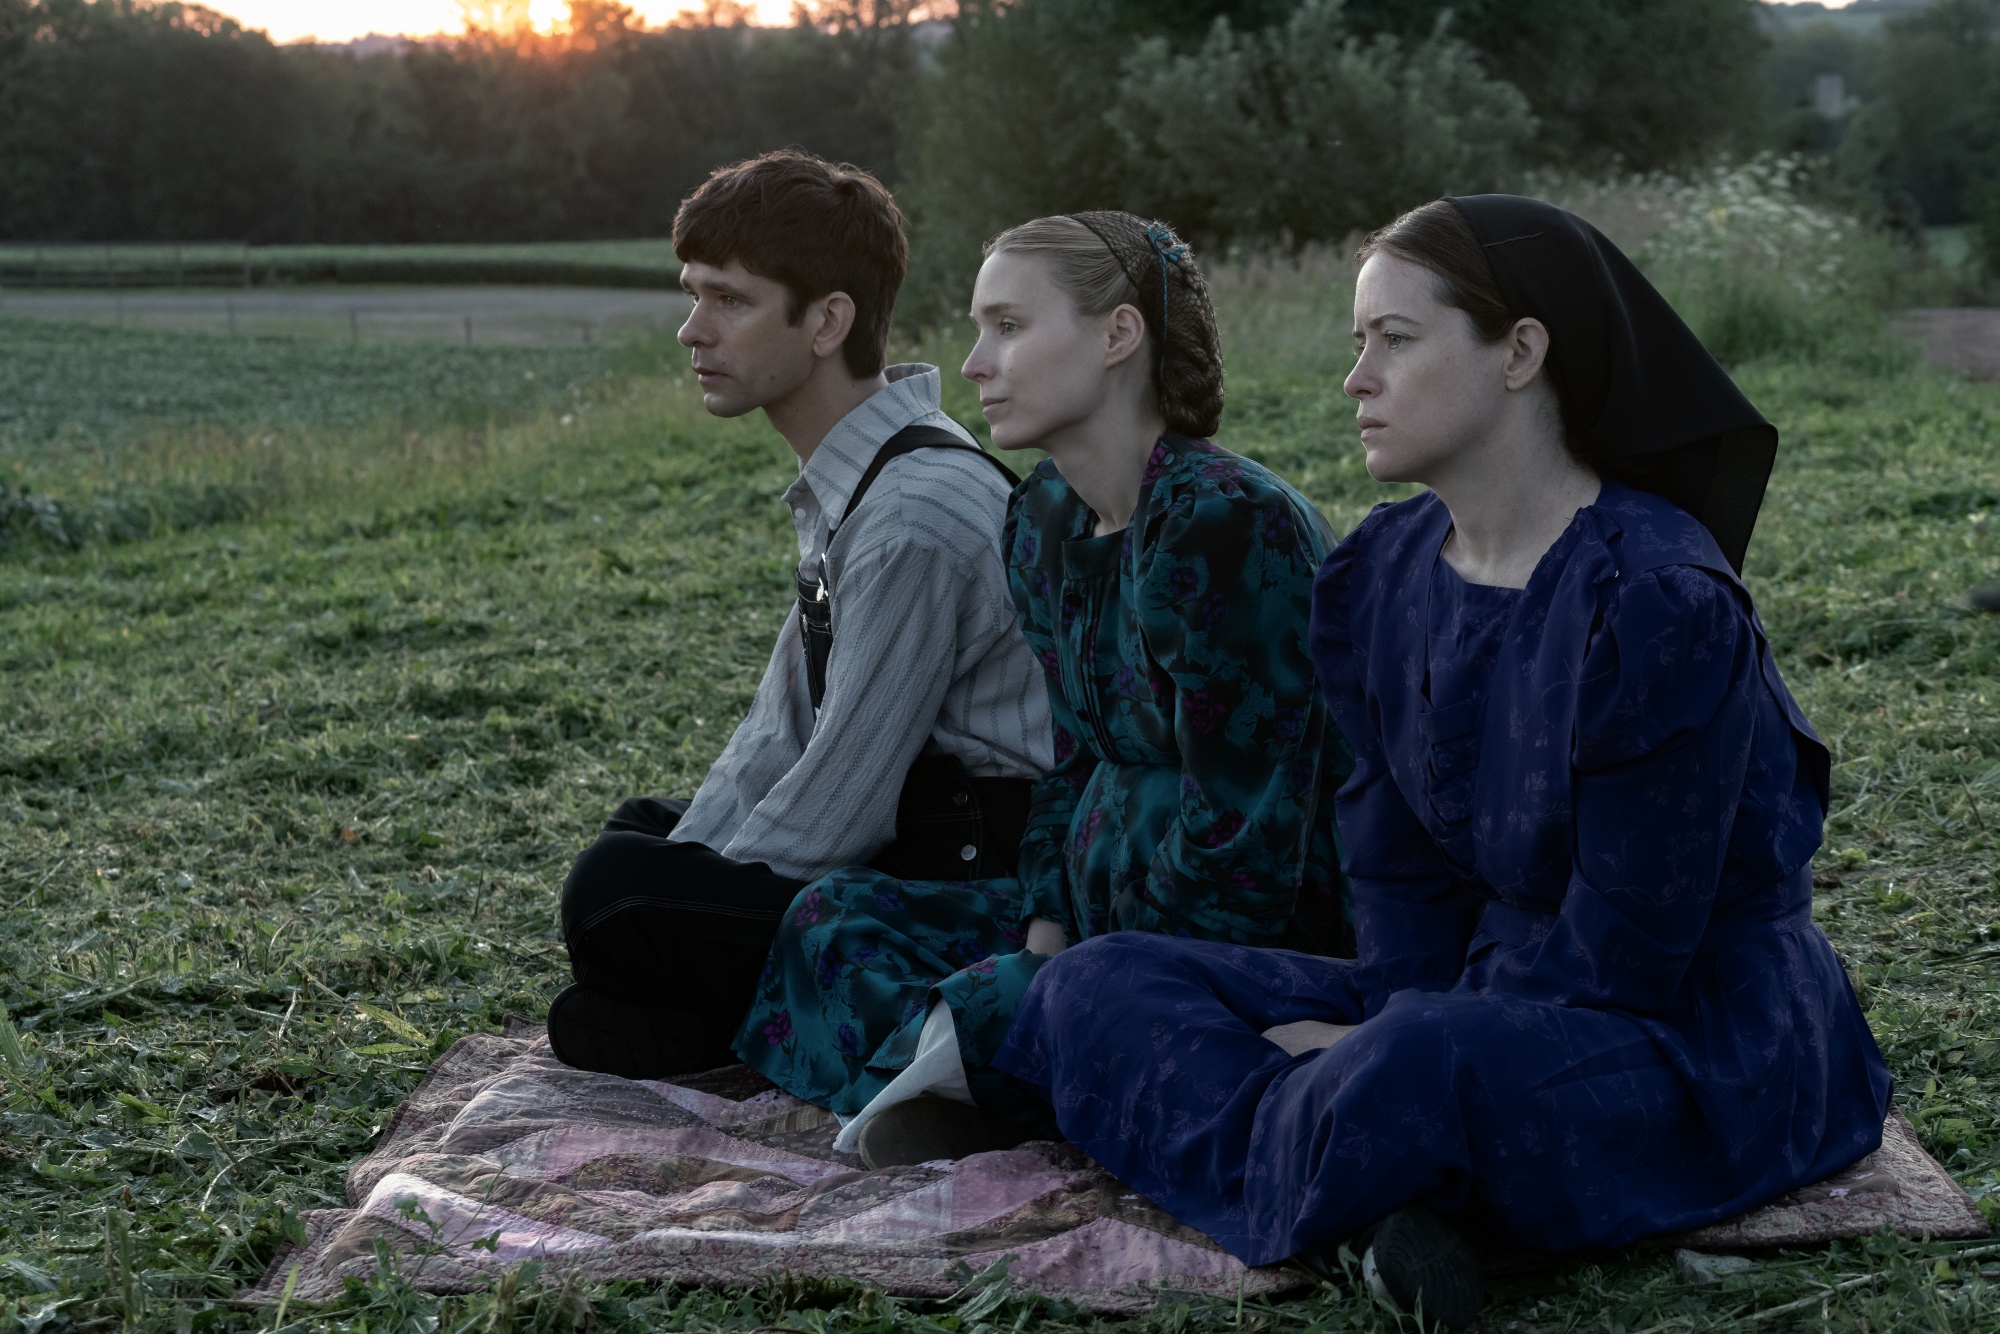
left=732, top=436, right=1353, bottom=1119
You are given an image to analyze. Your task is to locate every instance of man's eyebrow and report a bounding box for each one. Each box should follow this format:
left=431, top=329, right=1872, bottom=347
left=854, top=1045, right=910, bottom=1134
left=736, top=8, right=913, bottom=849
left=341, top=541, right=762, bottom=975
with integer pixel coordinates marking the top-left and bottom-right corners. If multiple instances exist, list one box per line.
left=687, top=276, right=753, bottom=300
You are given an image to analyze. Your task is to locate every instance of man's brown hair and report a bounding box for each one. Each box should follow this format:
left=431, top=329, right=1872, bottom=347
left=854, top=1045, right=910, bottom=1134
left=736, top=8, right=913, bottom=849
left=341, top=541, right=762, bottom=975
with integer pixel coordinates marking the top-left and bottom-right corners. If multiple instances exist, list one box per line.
left=672, top=151, right=908, bottom=379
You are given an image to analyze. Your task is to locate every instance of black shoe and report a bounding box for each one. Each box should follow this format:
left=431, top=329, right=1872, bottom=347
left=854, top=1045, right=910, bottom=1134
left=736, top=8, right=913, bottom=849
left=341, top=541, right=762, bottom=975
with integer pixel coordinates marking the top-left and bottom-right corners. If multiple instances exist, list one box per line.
left=545, top=984, right=727, bottom=1079
left=854, top=1094, right=1020, bottom=1169
left=1362, top=1205, right=1486, bottom=1331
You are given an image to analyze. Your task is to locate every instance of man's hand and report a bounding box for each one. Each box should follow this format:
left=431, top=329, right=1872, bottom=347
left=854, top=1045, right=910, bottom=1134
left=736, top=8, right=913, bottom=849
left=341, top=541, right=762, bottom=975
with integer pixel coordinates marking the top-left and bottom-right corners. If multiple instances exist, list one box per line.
left=1261, top=1019, right=1356, bottom=1057
left=1024, top=917, right=1069, bottom=956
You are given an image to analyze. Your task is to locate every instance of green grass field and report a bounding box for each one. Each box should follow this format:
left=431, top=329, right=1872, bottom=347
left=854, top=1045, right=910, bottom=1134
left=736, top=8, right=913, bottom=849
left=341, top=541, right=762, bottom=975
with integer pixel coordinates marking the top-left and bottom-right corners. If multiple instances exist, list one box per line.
left=0, top=320, right=620, bottom=451
left=4, top=282, right=2000, bottom=1333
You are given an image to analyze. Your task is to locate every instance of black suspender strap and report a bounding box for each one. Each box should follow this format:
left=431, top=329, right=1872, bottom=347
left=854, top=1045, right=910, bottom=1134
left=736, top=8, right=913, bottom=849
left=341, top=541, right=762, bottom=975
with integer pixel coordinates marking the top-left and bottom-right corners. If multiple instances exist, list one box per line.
left=797, top=424, right=1020, bottom=712
left=837, top=424, right=1021, bottom=535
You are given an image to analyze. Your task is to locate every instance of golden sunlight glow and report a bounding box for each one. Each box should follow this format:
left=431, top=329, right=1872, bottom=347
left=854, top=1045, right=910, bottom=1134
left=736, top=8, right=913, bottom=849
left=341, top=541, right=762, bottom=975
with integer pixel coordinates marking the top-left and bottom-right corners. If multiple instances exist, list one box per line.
left=211, top=0, right=800, bottom=45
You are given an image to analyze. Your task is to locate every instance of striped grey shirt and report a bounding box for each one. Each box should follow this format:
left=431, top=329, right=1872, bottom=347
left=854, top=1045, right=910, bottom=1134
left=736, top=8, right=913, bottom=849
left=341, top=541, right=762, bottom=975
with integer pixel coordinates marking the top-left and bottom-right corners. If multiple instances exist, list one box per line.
left=669, top=364, right=1053, bottom=881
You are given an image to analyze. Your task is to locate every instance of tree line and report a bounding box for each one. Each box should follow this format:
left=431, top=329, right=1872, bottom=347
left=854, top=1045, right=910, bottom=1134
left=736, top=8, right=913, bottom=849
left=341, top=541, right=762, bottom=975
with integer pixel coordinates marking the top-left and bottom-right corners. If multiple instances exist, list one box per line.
left=1, top=0, right=1993, bottom=312
left=1763, top=0, right=2000, bottom=258
left=0, top=0, right=908, bottom=247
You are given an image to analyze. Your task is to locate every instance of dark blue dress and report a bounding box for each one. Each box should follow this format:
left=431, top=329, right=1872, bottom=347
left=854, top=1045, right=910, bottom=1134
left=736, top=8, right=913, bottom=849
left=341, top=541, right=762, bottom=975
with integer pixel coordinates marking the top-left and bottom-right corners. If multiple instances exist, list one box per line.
left=995, top=483, right=1891, bottom=1264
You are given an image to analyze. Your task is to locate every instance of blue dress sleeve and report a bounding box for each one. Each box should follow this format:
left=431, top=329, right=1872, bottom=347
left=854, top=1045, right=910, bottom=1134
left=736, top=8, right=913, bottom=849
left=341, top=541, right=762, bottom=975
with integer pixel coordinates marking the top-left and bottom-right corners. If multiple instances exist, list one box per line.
left=1006, top=479, right=1099, bottom=936
left=1509, top=564, right=1760, bottom=1012
left=1313, top=533, right=1481, bottom=1018
left=1117, top=476, right=1332, bottom=943
left=1013, top=717, right=1096, bottom=932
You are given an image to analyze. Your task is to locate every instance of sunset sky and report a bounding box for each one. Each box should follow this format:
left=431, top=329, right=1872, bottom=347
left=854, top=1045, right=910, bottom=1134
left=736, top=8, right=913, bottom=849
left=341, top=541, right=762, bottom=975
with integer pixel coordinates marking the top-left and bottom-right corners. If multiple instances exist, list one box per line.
left=209, top=0, right=1856, bottom=45
left=210, top=0, right=796, bottom=44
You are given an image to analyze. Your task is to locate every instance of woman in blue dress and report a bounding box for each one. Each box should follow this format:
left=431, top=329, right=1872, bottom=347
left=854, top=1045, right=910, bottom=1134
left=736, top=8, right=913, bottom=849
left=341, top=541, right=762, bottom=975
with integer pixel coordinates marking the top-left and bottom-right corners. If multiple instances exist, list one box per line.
left=995, top=196, right=1891, bottom=1328
left=734, top=212, right=1352, bottom=1165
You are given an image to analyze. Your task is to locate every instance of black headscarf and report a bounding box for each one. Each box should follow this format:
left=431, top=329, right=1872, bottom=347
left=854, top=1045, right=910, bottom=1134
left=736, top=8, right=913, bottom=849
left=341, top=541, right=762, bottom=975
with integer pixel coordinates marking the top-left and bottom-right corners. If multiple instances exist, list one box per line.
left=1445, top=194, right=1778, bottom=573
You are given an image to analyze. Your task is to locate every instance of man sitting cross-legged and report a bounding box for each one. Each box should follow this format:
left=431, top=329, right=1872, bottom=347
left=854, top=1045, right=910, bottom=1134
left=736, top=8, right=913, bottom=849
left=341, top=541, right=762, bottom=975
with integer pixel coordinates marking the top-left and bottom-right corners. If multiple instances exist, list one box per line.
left=547, top=150, right=1052, bottom=1080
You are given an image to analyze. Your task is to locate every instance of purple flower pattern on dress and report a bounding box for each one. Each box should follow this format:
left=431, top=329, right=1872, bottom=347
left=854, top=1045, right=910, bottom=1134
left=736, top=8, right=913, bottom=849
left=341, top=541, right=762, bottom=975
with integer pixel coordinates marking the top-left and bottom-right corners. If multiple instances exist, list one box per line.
left=1183, top=689, right=1230, bottom=733
left=1052, top=726, right=1079, bottom=765
left=1194, top=809, right=1246, bottom=848
left=1261, top=501, right=1296, bottom=549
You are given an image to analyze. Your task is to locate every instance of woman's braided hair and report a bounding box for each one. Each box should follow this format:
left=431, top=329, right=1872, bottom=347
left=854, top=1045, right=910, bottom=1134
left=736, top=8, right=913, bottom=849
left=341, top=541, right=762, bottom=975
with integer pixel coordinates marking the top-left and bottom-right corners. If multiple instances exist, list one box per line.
left=984, top=211, right=1224, bottom=438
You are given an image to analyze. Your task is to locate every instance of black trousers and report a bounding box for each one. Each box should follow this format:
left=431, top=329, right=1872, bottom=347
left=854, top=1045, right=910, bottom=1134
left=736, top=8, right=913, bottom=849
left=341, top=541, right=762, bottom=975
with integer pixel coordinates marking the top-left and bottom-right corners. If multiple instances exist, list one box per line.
left=556, top=766, right=1032, bottom=1079
left=557, top=797, right=808, bottom=1075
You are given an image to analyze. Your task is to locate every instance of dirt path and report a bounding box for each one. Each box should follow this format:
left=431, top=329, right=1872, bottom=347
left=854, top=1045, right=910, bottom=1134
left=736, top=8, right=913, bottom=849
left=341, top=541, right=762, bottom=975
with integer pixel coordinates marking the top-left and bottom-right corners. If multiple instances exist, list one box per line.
left=0, top=284, right=689, bottom=347
left=1897, top=308, right=2000, bottom=381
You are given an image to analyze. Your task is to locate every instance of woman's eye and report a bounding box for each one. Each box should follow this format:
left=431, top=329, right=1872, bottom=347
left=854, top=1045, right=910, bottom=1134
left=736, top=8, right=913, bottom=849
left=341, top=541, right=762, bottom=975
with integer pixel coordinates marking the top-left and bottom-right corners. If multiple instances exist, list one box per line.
left=999, top=320, right=1019, bottom=335
left=1385, top=333, right=1408, bottom=349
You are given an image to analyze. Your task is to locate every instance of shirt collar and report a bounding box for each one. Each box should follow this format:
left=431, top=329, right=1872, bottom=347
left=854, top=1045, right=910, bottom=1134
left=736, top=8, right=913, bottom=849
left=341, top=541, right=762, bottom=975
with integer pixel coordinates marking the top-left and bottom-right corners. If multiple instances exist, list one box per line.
left=791, top=364, right=946, bottom=528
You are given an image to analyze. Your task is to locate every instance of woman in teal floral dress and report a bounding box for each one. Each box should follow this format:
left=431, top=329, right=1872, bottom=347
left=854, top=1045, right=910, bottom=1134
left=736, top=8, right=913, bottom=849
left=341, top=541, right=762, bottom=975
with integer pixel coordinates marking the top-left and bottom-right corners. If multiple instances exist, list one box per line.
left=734, top=212, right=1351, bottom=1162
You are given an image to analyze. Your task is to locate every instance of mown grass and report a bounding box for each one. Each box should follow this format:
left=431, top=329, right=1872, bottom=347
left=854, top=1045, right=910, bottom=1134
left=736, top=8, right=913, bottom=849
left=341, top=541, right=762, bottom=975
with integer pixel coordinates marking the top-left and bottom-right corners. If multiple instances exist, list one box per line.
left=4, top=291, right=2000, bottom=1334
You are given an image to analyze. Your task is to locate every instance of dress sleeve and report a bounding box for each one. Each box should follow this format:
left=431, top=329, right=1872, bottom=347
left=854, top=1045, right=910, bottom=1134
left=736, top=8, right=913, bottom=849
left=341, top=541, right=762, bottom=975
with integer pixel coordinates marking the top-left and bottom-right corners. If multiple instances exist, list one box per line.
left=1113, top=478, right=1330, bottom=943
left=1313, top=533, right=1481, bottom=1019
left=1013, top=710, right=1097, bottom=933
left=1507, top=565, right=1759, bottom=1013
left=1005, top=487, right=1098, bottom=936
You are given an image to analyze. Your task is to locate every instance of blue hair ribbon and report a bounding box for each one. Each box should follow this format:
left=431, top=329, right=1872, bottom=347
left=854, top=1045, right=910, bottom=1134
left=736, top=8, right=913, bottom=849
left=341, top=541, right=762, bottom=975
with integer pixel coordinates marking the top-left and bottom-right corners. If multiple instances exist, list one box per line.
left=1145, top=223, right=1189, bottom=379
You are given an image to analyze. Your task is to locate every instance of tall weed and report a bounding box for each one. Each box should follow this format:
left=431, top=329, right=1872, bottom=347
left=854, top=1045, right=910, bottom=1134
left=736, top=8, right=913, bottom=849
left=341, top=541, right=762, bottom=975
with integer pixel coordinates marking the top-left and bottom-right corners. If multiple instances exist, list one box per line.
left=1208, top=245, right=1362, bottom=382
left=1199, top=156, right=1949, bottom=381
left=1551, top=156, right=1937, bottom=368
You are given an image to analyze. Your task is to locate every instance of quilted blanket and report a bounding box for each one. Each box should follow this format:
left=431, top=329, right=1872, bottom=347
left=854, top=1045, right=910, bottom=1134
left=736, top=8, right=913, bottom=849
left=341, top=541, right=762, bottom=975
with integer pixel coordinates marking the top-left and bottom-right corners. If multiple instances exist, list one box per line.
left=247, top=1027, right=1985, bottom=1312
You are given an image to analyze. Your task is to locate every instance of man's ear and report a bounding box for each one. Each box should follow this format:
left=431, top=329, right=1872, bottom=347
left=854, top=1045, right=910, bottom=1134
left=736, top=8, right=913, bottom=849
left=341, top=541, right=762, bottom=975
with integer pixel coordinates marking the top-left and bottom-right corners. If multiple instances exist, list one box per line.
left=811, top=292, right=859, bottom=362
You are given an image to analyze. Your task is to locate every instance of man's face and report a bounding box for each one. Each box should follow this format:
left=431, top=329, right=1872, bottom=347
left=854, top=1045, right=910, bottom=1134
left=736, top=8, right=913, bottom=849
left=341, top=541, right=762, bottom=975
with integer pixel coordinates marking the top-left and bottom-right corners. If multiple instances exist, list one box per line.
left=676, top=260, right=817, bottom=418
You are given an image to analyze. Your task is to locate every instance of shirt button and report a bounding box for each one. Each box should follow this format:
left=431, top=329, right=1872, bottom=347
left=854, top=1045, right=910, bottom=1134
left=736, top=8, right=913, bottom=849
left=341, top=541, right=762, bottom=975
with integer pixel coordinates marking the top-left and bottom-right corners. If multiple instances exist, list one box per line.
left=960, top=845, right=978, bottom=862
